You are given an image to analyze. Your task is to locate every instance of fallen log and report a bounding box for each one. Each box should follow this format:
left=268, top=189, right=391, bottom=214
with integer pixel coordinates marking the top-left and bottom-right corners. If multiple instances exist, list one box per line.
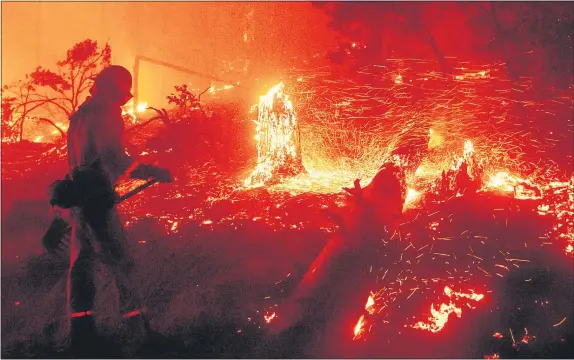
left=268, top=162, right=407, bottom=338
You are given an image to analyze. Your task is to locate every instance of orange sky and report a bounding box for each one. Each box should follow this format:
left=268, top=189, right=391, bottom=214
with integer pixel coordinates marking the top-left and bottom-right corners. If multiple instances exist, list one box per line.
left=2, top=1, right=336, bottom=106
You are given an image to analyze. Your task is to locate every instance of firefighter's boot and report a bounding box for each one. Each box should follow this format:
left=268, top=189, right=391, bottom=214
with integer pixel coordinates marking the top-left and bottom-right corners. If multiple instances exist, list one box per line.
left=121, top=309, right=149, bottom=357
left=69, top=312, right=97, bottom=357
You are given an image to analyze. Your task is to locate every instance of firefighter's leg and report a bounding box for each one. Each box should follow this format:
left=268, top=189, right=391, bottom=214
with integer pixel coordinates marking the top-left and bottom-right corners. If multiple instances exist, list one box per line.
left=87, top=207, right=149, bottom=353
left=67, top=212, right=97, bottom=352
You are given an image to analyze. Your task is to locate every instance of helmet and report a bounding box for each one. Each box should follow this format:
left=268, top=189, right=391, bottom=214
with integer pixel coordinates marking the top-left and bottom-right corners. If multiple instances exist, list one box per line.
left=93, top=65, right=133, bottom=97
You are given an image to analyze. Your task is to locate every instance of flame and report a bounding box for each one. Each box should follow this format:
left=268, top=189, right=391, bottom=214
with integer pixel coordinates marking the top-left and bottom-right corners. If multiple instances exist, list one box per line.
left=486, top=172, right=542, bottom=199
left=121, top=100, right=148, bottom=124
left=412, top=301, right=463, bottom=333
left=428, top=128, right=444, bottom=149
left=365, top=295, right=375, bottom=313
left=455, top=69, right=490, bottom=81
left=353, top=314, right=366, bottom=339
left=484, top=354, right=500, bottom=359
left=264, top=312, right=276, bottom=323
left=463, top=139, right=475, bottom=158
left=443, top=286, right=484, bottom=302
left=487, top=172, right=517, bottom=192
left=136, top=101, right=148, bottom=113
left=245, top=82, right=305, bottom=187
left=412, top=286, right=484, bottom=333
left=405, top=188, right=420, bottom=205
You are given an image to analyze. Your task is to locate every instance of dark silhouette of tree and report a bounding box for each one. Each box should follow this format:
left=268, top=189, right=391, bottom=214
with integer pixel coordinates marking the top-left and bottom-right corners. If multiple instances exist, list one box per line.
left=316, top=2, right=573, bottom=87
left=1, top=39, right=111, bottom=142
left=314, top=2, right=451, bottom=74
left=479, top=2, right=573, bottom=88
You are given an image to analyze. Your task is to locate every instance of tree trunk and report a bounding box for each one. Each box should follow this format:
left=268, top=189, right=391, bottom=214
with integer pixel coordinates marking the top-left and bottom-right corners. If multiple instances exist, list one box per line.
left=246, top=83, right=306, bottom=186
left=19, top=116, right=25, bottom=142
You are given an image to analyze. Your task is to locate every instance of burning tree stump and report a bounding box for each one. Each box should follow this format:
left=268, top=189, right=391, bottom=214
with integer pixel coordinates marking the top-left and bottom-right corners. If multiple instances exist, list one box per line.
left=245, top=82, right=306, bottom=186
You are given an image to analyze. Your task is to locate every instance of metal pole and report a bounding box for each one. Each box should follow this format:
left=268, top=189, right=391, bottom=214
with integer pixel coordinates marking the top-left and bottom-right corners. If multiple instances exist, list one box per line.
left=133, top=56, right=140, bottom=107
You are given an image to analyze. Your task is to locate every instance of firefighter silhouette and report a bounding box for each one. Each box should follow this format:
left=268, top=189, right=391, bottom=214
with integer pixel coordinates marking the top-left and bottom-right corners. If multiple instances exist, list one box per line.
left=65, top=65, right=172, bottom=354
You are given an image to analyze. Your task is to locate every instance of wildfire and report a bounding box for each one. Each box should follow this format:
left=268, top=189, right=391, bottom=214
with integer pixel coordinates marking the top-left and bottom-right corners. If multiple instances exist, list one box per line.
left=6, top=57, right=571, bottom=356
left=245, top=82, right=305, bottom=187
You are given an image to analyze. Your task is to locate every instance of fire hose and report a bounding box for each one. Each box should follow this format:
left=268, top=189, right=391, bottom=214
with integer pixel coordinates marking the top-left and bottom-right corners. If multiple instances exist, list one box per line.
left=42, top=178, right=159, bottom=254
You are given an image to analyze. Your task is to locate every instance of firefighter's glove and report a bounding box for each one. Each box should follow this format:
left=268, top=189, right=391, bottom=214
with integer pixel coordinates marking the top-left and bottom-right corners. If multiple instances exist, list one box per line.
left=130, top=164, right=173, bottom=183
left=42, top=216, right=71, bottom=253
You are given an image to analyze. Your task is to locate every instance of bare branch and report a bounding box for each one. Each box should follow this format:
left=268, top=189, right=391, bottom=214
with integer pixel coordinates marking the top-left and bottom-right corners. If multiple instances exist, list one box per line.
left=37, top=117, right=66, bottom=137
left=126, top=115, right=164, bottom=134
left=74, top=50, right=105, bottom=109
left=197, top=85, right=211, bottom=102
left=27, top=96, right=72, bottom=117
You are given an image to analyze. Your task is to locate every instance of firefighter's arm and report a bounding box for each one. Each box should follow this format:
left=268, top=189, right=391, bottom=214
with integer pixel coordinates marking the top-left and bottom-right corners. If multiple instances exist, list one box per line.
left=94, top=112, right=172, bottom=183
left=93, top=113, right=137, bottom=180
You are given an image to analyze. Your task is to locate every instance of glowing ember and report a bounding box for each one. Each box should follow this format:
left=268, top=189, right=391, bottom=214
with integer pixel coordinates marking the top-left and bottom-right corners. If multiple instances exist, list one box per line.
left=245, top=82, right=305, bottom=187
left=264, top=312, right=276, bottom=323
left=412, top=286, right=484, bottom=333
left=486, top=172, right=542, bottom=199
left=365, top=294, right=375, bottom=314
left=353, top=314, right=366, bottom=339
left=412, top=301, right=462, bottom=333
left=443, top=286, right=485, bottom=302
